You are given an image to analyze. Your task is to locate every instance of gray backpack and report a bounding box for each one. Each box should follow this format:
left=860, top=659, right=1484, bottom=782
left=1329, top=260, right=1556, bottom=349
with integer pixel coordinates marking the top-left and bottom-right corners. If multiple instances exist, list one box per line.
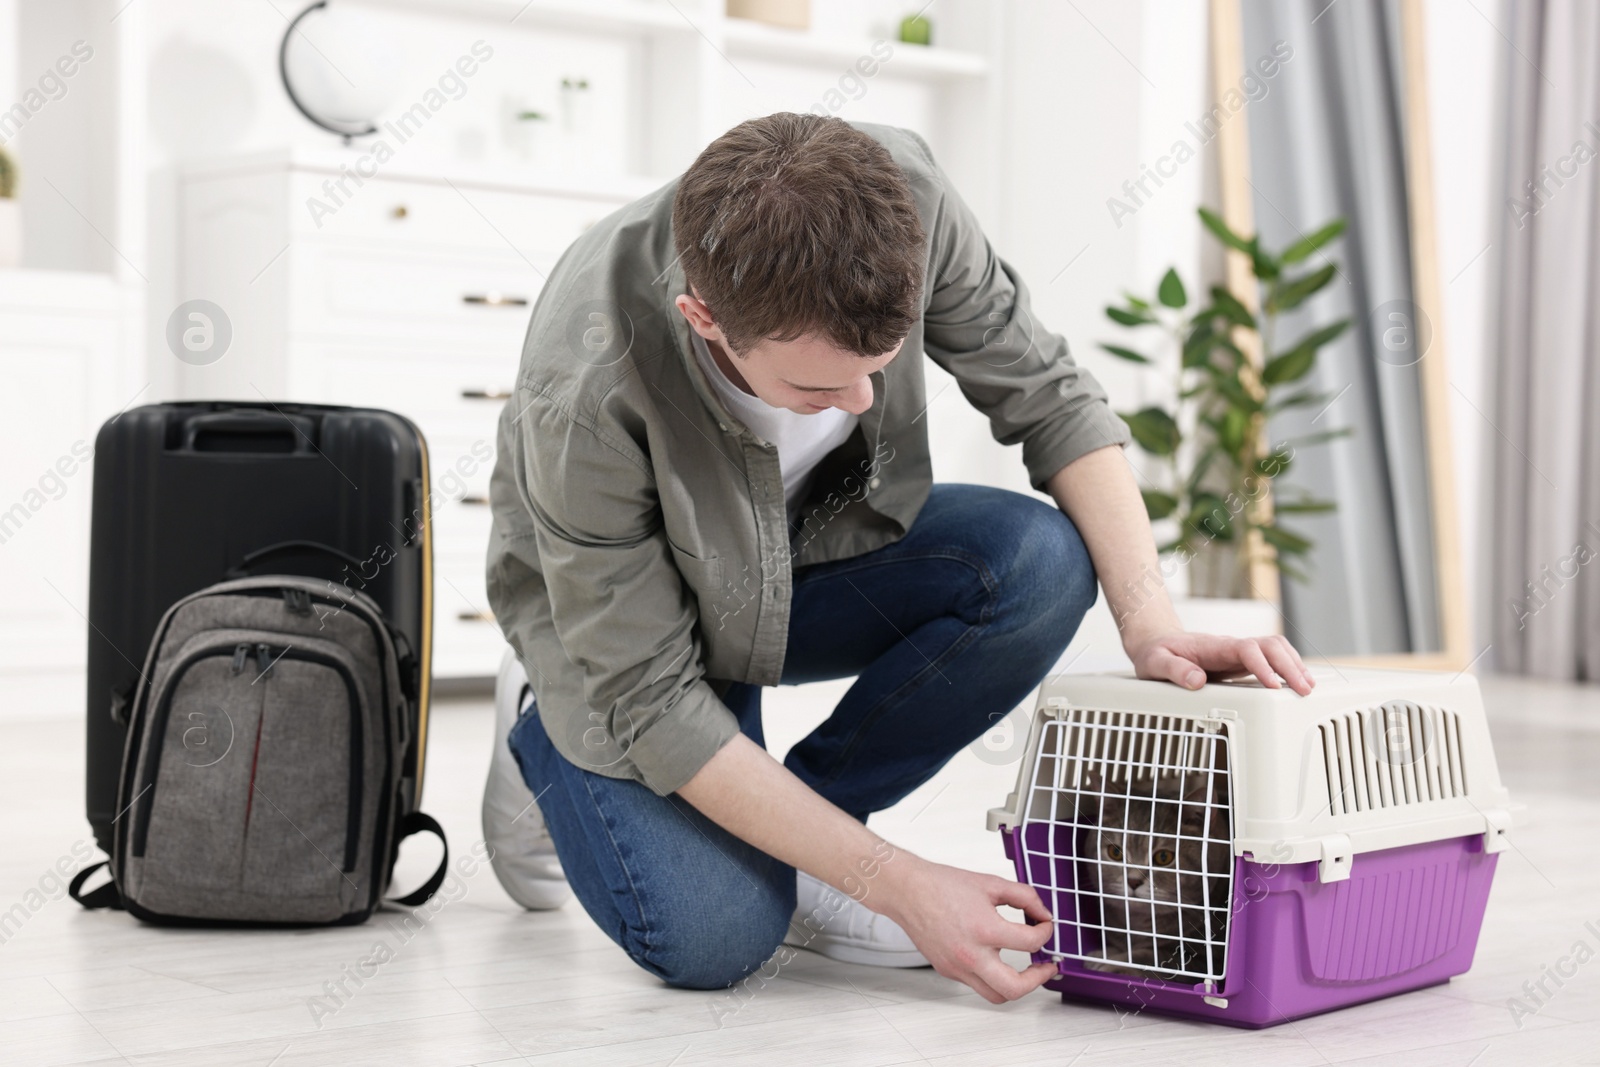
left=70, top=575, right=447, bottom=925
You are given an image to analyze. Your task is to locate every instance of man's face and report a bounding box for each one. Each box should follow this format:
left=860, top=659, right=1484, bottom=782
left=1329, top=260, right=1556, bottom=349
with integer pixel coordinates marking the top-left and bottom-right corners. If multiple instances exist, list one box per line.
left=675, top=292, right=902, bottom=416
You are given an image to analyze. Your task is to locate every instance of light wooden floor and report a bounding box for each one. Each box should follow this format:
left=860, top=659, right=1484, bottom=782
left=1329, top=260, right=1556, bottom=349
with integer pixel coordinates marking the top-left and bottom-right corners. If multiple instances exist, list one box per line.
left=3, top=672, right=1598, bottom=1067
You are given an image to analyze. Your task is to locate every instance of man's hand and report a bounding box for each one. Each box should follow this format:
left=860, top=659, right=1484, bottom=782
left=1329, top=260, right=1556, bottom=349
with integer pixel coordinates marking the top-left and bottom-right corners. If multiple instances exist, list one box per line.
left=679, top=735, right=1057, bottom=1004
left=1126, top=629, right=1314, bottom=696
left=878, top=857, right=1059, bottom=1004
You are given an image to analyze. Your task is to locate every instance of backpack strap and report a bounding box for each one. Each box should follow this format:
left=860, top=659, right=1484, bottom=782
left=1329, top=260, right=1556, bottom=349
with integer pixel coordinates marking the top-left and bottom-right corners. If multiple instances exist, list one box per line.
left=388, top=811, right=449, bottom=908
left=69, top=861, right=122, bottom=910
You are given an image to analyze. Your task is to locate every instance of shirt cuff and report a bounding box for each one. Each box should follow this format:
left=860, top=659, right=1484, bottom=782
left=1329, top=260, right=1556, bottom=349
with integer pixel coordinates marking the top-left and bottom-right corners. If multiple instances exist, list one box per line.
left=620, top=680, right=743, bottom=796
left=1022, top=397, right=1132, bottom=490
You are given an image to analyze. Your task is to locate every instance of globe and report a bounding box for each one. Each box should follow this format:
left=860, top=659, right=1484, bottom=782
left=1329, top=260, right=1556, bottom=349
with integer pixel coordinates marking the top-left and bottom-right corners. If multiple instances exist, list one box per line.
left=281, top=2, right=402, bottom=135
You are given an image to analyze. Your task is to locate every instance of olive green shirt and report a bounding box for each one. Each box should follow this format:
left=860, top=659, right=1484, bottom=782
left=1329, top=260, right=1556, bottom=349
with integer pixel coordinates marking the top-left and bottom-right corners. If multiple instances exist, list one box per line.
left=485, top=123, right=1129, bottom=796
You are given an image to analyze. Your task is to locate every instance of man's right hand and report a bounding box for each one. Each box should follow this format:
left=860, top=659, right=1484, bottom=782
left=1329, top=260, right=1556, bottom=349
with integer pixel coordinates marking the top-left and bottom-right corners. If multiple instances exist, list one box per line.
left=679, top=734, right=1058, bottom=1003
left=877, top=855, right=1059, bottom=1003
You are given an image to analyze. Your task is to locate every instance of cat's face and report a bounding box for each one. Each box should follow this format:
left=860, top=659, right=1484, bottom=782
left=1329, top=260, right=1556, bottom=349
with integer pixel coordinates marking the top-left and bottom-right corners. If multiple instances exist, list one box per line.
left=1075, top=769, right=1233, bottom=976
left=1078, top=772, right=1230, bottom=912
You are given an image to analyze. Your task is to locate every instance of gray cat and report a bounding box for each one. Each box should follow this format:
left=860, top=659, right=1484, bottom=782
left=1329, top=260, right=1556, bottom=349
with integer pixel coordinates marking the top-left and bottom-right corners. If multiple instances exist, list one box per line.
left=1074, top=769, right=1232, bottom=981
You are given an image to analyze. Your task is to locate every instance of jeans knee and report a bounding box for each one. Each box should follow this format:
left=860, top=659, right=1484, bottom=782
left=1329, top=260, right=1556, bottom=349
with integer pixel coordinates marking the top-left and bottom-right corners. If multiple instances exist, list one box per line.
left=621, top=886, right=791, bottom=990
left=994, top=499, right=1097, bottom=629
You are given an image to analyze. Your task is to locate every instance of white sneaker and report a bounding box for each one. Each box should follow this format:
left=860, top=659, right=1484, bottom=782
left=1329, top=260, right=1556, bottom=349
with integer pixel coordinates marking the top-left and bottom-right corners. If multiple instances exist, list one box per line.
left=482, top=646, right=572, bottom=910
left=784, top=871, right=929, bottom=968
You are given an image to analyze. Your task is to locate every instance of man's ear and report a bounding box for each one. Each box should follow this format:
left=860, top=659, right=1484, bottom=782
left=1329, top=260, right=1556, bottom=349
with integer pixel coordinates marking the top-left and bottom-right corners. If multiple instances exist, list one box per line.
left=674, top=291, right=719, bottom=341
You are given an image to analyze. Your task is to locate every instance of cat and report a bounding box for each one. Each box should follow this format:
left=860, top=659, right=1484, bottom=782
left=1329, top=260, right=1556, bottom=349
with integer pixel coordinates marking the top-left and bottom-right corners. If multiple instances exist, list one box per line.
left=1073, top=769, right=1232, bottom=981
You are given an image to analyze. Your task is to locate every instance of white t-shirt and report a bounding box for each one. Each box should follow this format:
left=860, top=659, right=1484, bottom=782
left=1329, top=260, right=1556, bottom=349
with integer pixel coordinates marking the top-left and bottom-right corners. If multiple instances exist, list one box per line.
left=690, top=331, right=859, bottom=518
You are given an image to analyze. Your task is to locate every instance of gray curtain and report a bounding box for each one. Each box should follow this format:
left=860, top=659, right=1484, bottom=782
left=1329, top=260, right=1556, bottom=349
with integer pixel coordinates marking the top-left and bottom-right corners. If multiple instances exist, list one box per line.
left=1241, top=0, right=1441, bottom=657
left=1490, top=2, right=1600, bottom=680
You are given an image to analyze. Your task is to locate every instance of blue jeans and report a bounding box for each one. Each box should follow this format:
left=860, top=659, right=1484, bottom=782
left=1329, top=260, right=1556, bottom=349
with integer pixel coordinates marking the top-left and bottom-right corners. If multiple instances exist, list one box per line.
left=507, top=484, right=1098, bottom=989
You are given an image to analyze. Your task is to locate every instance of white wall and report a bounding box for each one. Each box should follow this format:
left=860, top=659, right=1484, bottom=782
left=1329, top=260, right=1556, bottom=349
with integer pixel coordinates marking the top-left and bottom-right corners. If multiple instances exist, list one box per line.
left=921, top=0, right=1199, bottom=503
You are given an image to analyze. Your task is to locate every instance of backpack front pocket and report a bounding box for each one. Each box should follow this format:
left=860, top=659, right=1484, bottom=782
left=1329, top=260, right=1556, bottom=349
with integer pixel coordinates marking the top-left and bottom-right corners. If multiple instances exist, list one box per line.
left=130, top=635, right=371, bottom=917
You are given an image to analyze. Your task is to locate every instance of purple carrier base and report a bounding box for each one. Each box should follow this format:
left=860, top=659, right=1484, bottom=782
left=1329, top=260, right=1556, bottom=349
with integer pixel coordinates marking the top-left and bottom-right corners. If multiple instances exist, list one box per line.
left=1001, top=823, right=1498, bottom=1029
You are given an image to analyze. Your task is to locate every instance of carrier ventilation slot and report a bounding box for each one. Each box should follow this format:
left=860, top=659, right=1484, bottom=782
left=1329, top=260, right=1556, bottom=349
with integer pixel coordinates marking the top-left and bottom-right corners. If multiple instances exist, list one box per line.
left=1319, top=702, right=1468, bottom=817
left=1018, top=708, right=1233, bottom=986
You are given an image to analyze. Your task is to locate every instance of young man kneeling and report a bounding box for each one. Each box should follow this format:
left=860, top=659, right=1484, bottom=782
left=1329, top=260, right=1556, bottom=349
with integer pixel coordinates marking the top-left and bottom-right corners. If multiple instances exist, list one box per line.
left=481, top=114, right=1311, bottom=1002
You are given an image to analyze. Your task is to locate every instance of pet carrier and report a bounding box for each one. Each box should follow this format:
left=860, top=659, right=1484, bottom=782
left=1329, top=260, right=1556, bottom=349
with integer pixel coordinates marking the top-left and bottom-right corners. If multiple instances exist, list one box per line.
left=988, top=668, right=1510, bottom=1028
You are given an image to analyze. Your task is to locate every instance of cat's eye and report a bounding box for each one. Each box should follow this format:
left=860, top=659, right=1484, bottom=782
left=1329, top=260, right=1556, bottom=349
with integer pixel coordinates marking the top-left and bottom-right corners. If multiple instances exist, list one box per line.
left=1153, top=848, right=1175, bottom=867
left=1104, top=843, right=1124, bottom=861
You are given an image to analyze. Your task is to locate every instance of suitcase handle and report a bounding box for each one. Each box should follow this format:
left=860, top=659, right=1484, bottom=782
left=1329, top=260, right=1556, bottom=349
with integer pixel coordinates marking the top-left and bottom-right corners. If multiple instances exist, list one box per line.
left=181, top=411, right=316, bottom=454
left=226, top=539, right=367, bottom=579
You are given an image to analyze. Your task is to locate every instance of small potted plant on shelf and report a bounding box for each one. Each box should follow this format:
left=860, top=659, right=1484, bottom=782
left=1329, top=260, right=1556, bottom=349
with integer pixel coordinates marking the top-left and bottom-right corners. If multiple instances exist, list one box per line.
left=1103, top=207, right=1352, bottom=599
left=0, top=146, right=19, bottom=269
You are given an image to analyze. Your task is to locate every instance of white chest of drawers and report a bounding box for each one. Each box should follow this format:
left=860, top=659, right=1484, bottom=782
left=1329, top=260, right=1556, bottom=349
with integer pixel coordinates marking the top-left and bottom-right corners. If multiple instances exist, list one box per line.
left=177, top=149, right=656, bottom=679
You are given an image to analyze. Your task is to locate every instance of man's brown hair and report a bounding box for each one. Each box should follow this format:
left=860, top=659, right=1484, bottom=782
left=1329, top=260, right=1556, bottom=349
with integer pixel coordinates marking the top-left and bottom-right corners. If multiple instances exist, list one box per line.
left=672, top=113, right=926, bottom=356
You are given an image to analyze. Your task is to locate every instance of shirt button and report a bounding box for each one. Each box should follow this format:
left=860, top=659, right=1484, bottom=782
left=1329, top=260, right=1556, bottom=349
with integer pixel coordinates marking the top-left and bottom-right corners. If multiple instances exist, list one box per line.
left=870, top=477, right=881, bottom=489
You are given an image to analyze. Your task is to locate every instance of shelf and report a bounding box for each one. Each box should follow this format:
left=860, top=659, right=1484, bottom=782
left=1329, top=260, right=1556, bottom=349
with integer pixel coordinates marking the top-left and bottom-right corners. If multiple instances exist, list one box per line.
left=370, top=0, right=704, bottom=37
left=182, top=148, right=667, bottom=203
left=722, top=19, right=989, bottom=79
left=0, top=269, right=129, bottom=313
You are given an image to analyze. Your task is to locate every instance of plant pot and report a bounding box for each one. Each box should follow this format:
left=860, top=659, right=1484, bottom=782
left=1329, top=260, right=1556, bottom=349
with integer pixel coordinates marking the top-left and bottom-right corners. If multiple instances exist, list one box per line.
left=0, top=199, right=20, bottom=269
left=1187, top=539, right=1248, bottom=599
left=726, top=0, right=809, bottom=30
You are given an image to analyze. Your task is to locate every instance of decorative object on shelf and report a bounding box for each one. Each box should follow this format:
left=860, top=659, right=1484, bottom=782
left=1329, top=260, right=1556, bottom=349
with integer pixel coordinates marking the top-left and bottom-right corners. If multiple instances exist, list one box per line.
left=898, top=13, right=932, bottom=46
left=501, top=96, right=549, bottom=162
left=726, top=0, right=809, bottom=31
left=279, top=0, right=402, bottom=143
left=0, top=146, right=19, bottom=269
left=1102, top=207, right=1352, bottom=596
left=559, top=77, right=591, bottom=138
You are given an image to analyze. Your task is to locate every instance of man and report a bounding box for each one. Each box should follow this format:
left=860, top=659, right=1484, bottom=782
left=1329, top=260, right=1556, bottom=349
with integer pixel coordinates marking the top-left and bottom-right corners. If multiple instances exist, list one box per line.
left=482, top=114, right=1312, bottom=1003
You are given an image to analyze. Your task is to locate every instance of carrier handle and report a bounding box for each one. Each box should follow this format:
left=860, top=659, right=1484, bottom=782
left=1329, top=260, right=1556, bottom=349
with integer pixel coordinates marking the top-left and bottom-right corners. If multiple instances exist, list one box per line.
left=180, top=411, right=317, bottom=454
left=388, top=811, right=449, bottom=908
left=226, top=540, right=366, bottom=579
left=68, top=861, right=122, bottom=910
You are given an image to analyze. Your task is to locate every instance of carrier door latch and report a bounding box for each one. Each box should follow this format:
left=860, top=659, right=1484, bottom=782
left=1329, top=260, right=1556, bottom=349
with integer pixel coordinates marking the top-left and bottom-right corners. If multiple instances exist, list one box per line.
left=1481, top=808, right=1512, bottom=854
left=1318, top=833, right=1354, bottom=883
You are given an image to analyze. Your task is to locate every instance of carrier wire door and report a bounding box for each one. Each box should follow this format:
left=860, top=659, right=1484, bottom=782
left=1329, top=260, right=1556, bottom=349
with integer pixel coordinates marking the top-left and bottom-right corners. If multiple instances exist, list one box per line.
left=1019, top=710, right=1235, bottom=987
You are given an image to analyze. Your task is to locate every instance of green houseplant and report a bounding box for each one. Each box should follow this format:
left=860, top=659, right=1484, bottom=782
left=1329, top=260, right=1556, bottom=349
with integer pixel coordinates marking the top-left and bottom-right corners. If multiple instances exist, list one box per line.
left=1103, top=207, right=1351, bottom=596
left=0, top=146, right=19, bottom=269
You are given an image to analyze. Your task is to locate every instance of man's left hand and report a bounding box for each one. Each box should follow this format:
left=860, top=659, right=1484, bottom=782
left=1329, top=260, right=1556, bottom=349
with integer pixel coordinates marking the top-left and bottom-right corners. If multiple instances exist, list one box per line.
left=1125, top=631, right=1315, bottom=696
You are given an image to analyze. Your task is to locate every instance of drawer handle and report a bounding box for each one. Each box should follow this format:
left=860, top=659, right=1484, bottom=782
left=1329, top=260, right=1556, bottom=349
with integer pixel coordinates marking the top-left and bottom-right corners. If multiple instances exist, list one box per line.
left=463, top=292, right=529, bottom=307
left=460, top=494, right=489, bottom=505
left=461, top=388, right=513, bottom=400
left=458, top=610, right=495, bottom=623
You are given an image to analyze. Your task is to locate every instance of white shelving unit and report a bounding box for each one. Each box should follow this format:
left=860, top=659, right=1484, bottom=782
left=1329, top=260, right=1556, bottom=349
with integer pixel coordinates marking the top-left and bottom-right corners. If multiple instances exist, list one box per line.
left=0, top=0, right=147, bottom=718
left=356, top=0, right=1004, bottom=223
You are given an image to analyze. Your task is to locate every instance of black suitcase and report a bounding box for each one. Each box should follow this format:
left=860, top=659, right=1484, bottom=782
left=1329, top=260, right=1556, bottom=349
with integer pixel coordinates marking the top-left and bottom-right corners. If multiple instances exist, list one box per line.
left=85, top=402, right=434, bottom=854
